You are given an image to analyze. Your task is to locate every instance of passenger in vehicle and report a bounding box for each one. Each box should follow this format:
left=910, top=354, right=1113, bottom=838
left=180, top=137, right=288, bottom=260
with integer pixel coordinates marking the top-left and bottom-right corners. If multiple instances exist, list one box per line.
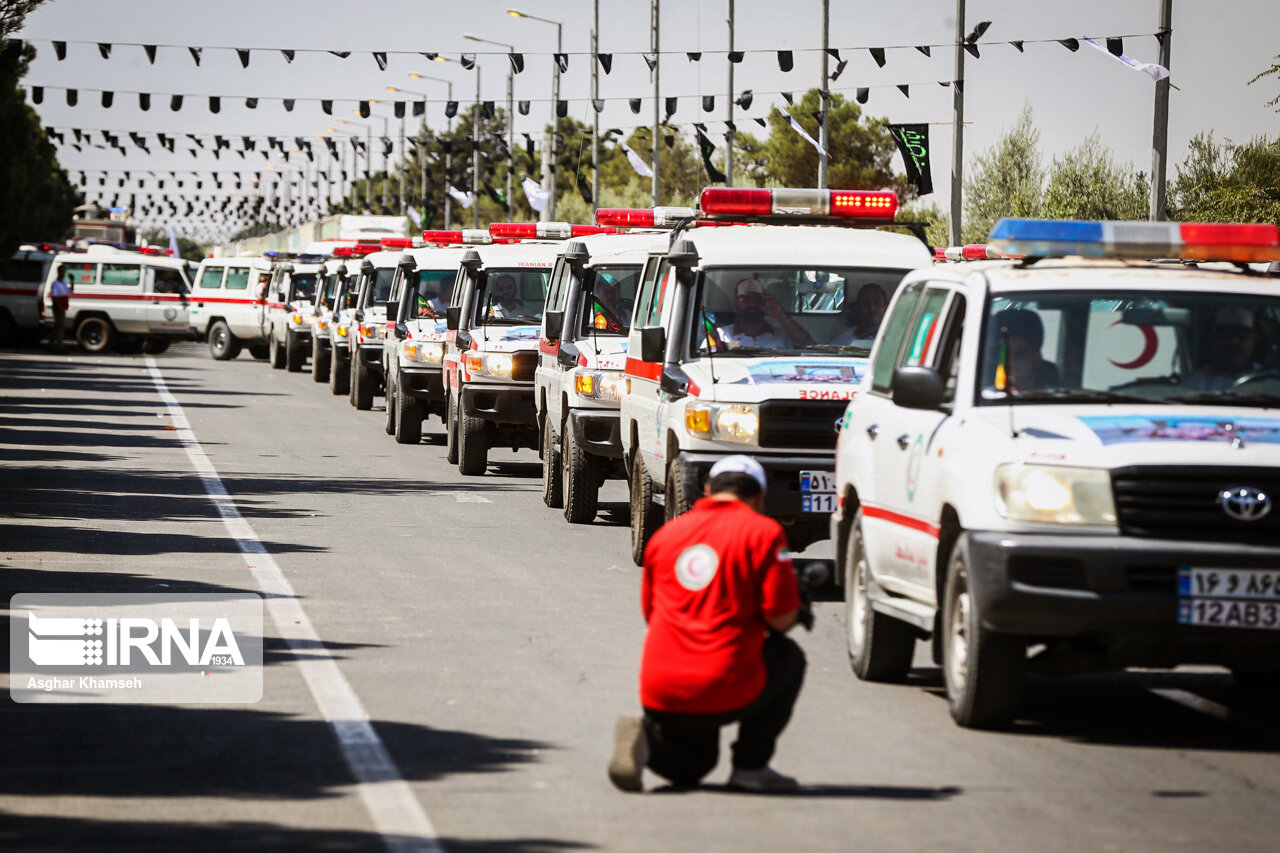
left=832, top=283, right=888, bottom=347
left=715, top=278, right=814, bottom=349
left=418, top=278, right=454, bottom=317
left=995, top=308, right=1059, bottom=392
left=1181, top=305, right=1262, bottom=391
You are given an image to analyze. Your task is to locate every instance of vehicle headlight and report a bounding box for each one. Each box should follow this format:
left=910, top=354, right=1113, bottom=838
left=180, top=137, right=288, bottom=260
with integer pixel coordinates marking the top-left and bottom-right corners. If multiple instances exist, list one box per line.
left=337, top=325, right=349, bottom=337
left=685, top=403, right=760, bottom=445
left=994, top=464, right=1116, bottom=526
left=463, top=351, right=482, bottom=373
left=358, top=323, right=376, bottom=337
left=484, top=352, right=513, bottom=378
left=317, top=319, right=329, bottom=332
left=574, top=370, right=625, bottom=402
left=291, top=313, right=305, bottom=324
left=413, top=341, right=444, bottom=365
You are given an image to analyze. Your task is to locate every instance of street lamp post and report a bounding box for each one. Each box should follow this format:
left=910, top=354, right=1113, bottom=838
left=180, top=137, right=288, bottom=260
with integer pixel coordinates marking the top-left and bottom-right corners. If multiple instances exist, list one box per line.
left=405, top=73, right=456, bottom=228
left=465, top=33, right=516, bottom=219
left=508, top=9, right=563, bottom=221
left=337, top=118, right=374, bottom=210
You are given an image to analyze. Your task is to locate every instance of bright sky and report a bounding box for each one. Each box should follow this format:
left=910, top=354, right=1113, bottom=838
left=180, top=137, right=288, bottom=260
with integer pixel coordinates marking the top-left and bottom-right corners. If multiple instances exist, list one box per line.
left=15, top=0, right=1280, bottom=240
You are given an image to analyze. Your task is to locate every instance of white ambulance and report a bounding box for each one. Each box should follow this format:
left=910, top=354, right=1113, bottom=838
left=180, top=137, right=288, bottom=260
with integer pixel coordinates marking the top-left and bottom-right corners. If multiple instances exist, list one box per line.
left=442, top=229, right=565, bottom=475
left=41, top=245, right=193, bottom=354
left=189, top=254, right=274, bottom=360
left=1, top=243, right=59, bottom=343
left=830, top=218, right=1280, bottom=728
left=344, top=247, right=403, bottom=409
left=319, top=244, right=379, bottom=394
left=536, top=213, right=683, bottom=522
left=620, top=187, right=934, bottom=565
left=264, top=253, right=325, bottom=372
left=382, top=240, right=466, bottom=444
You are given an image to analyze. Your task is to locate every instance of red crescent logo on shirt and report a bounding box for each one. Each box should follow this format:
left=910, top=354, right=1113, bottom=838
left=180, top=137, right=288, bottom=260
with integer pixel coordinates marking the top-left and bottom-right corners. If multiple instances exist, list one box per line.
left=674, top=544, right=719, bottom=591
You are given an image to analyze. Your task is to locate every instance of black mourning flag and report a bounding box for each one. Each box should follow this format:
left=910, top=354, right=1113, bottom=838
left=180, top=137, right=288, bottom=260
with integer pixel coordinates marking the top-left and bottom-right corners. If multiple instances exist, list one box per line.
left=855, top=87, right=869, bottom=104
left=831, top=59, right=849, bottom=81
left=31, top=86, right=42, bottom=104
left=246, top=97, right=258, bottom=109
left=373, top=52, right=387, bottom=70
left=1059, top=39, right=1080, bottom=52
left=597, top=53, right=612, bottom=74
left=728, top=51, right=744, bottom=64
left=460, top=53, right=475, bottom=70
left=445, top=101, right=458, bottom=118
left=629, top=98, right=641, bottom=114
left=101, top=90, right=113, bottom=108
left=695, top=128, right=726, bottom=183
left=916, top=45, right=931, bottom=57
left=189, top=47, right=202, bottom=66
left=54, top=41, right=66, bottom=60
left=483, top=101, right=496, bottom=119
left=897, top=84, right=910, bottom=98
left=66, top=89, right=78, bottom=106
left=330, top=51, right=351, bottom=59
left=736, top=90, right=753, bottom=109
left=322, top=99, right=333, bottom=115
left=358, top=100, right=370, bottom=118
left=556, top=100, right=567, bottom=117
left=967, top=20, right=992, bottom=42
left=665, top=96, right=677, bottom=118
left=144, top=45, right=157, bottom=64
left=237, top=49, right=251, bottom=68
left=777, top=50, right=793, bottom=72
left=592, top=99, right=604, bottom=113
left=283, top=99, right=295, bottom=112
left=394, top=101, right=405, bottom=118
left=98, top=43, right=111, bottom=59
left=554, top=53, right=568, bottom=72
left=209, top=96, right=220, bottom=113
left=642, top=53, right=657, bottom=71
left=282, top=49, right=295, bottom=63
left=1107, top=37, right=1124, bottom=56
left=1011, top=40, right=1024, bottom=53
left=139, top=92, right=151, bottom=110
left=702, top=95, right=714, bottom=112
left=509, top=53, right=524, bottom=74
left=888, top=123, right=933, bottom=195
left=518, top=100, right=530, bottom=115
left=869, top=47, right=886, bottom=68
left=414, top=100, right=425, bottom=117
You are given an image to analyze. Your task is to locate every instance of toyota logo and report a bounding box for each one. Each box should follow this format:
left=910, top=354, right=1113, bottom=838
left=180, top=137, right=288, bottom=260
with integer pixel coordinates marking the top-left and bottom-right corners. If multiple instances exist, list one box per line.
left=1219, top=487, right=1272, bottom=521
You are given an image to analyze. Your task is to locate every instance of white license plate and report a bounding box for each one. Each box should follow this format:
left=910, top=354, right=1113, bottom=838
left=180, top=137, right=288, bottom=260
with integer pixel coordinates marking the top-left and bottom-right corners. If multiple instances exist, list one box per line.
left=1178, top=568, right=1280, bottom=600
left=1178, top=598, right=1280, bottom=630
left=799, top=470, right=835, bottom=514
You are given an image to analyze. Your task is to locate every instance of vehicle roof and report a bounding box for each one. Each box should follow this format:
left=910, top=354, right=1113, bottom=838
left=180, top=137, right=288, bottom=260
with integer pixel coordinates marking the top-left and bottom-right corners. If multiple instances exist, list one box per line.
left=401, top=245, right=467, bottom=268
left=365, top=250, right=404, bottom=268
left=199, top=256, right=271, bottom=269
left=924, top=257, right=1280, bottom=296
left=558, top=231, right=672, bottom=263
left=674, top=224, right=933, bottom=269
left=54, top=245, right=189, bottom=270
left=470, top=240, right=561, bottom=267
left=287, top=262, right=325, bottom=274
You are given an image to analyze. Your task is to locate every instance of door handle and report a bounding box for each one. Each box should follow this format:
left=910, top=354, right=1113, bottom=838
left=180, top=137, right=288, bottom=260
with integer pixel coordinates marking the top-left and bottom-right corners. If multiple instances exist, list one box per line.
left=896, top=434, right=911, bottom=450
left=866, top=424, right=879, bottom=440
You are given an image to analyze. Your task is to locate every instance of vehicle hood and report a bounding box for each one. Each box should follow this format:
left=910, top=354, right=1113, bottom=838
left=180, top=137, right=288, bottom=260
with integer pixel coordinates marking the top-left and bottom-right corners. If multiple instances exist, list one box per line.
left=686, top=355, right=867, bottom=404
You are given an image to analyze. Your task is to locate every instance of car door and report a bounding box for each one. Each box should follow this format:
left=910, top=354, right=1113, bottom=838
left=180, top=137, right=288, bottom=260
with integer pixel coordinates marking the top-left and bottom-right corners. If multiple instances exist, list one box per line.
left=622, top=256, right=672, bottom=470
left=191, top=263, right=226, bottom=334
left=537, top=258, right=571, bottom=425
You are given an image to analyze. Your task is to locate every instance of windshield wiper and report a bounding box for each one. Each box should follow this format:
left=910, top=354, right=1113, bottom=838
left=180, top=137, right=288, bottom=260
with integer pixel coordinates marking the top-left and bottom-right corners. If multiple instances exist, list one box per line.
left=806, top=343, right=872, bottom=356
left=1010, top=388, right=1157, bottom=404
left=1166, top=390, right=1280, bottom=406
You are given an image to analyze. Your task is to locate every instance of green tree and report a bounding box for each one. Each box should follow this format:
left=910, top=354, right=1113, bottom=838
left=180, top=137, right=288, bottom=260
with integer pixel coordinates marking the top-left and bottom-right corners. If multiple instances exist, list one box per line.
left=140, top=228, right=207, bottom=262
left=1, top=1, right=49, bottom=38
left=763, top=89, right=911, bottom=198
left=228, top=220, right=284, bottom=242
left=1249, top=54, right=1280, bottom=112
left=728, top=130, right=770, bottom=187
left=1169, top=134, right=1280, bottom=224
left=962, top=103, right=1044, bottom=243
left=1041, top=132, right=1148, bottom=221
left=0, top=39, right=78, bottom=262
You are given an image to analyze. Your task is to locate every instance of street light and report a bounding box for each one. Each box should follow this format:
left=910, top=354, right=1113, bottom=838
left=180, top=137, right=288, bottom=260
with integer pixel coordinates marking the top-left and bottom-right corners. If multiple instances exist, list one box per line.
left=508, top=8, right=562, bottom=221
left=464, top=32, right=516, bottom=219
left=352, top=109, right=392, bottom=212
left=401, top=73, right=457, bottom=228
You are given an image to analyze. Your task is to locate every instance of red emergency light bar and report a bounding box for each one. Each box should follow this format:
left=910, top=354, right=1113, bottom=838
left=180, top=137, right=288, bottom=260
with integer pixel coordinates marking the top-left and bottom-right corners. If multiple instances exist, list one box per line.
left=941, top=244, right=1004, bottom=261
left=380, top=237, right=416, bottom=249
left=348, top=243, right=380, bottom=256
left=699, top=187, right=898, bottom=220
left=138, top=246, right=164, bottom=255
left=489, top=222, right=618, bottom=239
left=421, top=230, right=495, bottom=245
left=593, top=207, right=696, bottom=229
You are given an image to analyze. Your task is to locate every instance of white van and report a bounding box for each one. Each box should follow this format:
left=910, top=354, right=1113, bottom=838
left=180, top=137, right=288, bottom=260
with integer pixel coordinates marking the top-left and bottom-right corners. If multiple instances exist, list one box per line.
left=189, top=255, right=274, bottom=360
left=1, top=243, right=58, bottom=344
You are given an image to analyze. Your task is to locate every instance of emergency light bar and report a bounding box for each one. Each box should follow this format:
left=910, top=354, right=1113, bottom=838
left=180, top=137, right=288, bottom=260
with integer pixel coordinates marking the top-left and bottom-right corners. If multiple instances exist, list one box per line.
left=380, top=237, right=424, bottom=249
left=989, top=219, right=1280, bottom=263
left=943, top=244, right=1004, bottom=261
left=593, top=207, right=696, bottom=229
left=296, top=253, right=327, bottom=263
left=699, top=187, right=898, bottom=219
left=489, top=222, right=618, bottom=239
left=421, top=230, right=495, bottom=245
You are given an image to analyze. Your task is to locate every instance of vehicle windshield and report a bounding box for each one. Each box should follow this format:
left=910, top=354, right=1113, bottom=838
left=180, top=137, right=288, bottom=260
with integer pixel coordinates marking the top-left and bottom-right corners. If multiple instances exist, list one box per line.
left=693, top=266, right=910, bottom=356
left=411, top=269, right=458, bottom=319
left=364, top=268, right=395, bottom=306
left=475, top=267, right=549, bottom=325
left=289, top=273, right=317, bottom=302
left=579, top=264, right=640, bottom=337
left=978, top=290, right=1280, bottom=407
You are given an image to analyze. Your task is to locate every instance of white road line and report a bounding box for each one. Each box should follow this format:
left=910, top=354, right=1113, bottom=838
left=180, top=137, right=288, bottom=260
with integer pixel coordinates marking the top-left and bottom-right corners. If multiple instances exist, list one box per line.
left=145, top=357, right=442, bottom=853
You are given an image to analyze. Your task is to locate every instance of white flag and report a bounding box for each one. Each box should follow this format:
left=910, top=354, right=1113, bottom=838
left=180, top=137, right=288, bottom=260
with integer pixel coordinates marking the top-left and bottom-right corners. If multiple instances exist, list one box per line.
left=522, top=177, right=551, bottom=212
left=779, top=108, right=827, bottom=157
left=620, top=142, right=654, bottom=178
left=1083, top=38, right=1170, bottom=82
left=167, top=224, right=180, bottom=257
left=405, top=206, right=423, bottom=228
left=447, top=185, right=474, bottom=209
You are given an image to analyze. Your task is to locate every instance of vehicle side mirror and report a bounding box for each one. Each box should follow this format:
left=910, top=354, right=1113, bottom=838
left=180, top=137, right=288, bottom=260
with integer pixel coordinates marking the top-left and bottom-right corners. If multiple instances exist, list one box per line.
left=385, top=300, right=397, bottom=315
left=446, top=306, right=461, bottom=330
left=544, top=310, right=564, bottom=342
left=660, top=365, right=689, bottom=399
left=891, top=366, right=944, bottom=410
left=394, top=323, right=408, bottom=340
left=639, top=326, right=666, bottom=363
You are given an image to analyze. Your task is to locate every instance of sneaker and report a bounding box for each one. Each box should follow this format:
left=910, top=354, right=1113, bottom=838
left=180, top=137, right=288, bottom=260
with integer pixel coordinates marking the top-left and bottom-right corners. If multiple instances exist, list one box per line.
left=727, top=766, right=798, bottom=793
left=607, top=716, right=648, bottom=793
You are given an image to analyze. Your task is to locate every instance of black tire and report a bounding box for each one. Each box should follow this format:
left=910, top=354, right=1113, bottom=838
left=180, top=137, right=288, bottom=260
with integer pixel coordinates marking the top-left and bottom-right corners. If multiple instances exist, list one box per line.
left=312, top=335, right=330, bottom=382
left=76, top=316, right=115, bottom=354
left=563, top=422, right=600, bottom=524
left=353, top=357, right=374, bottom=410
left=630, top=453, right=664, bottom=566
left=664, top=455, right=699, bottom=522
left=140, top=338, right=170, bottom=355
left=330, top=351, right=350, bottom=395
left=541, top=416, right=563, bottom=508
left=248, top=343, right=269, bottom=360
left=0, top=310, right=18, bottom=346
left=393, top=378, right=424, bottom=445
left=285, top=331, right=306, bottom=372
left=846, top=511, right=916, bottom=682
left=457, top=406, right=489, bottom=476
left=209, top=321, right=241, bottom=361
left=445, top=389, right=460, bottom=464
left=942, top=535, right=1026, bottom=729
left=269, top=332, right=286, bottom=369
left=384, top=371, right=398, bottom=434
left=347, top=352, right=358, bottom=405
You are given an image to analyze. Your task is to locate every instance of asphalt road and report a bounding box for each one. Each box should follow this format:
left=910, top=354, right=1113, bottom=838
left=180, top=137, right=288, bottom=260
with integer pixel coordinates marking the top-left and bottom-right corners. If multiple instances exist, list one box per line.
left=2, top=341, right=1279, bottom=852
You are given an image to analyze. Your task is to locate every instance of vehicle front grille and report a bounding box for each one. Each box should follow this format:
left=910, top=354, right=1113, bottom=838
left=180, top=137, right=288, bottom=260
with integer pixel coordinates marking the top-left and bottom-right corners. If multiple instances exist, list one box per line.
left=757, top=400, right=847, bottom=450
left=1008, top=556, right=1087, bottom=590
left=512, top=350, right=537, bottom=382
left=1112, top=466, right=1280, bottom=545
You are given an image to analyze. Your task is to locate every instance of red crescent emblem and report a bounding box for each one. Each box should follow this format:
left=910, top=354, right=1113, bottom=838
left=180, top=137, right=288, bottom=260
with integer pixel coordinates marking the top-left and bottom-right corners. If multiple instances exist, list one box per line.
left=1108, top=320, right=1158, bottom=370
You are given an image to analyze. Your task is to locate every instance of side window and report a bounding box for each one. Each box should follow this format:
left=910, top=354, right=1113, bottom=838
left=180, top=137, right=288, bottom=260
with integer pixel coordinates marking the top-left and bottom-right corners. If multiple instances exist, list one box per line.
left=870, top=281, right=924, bottom=394
left=61, top=262, right=98, bottom=287
left=197, top=266, right=225, bottom=290
left=546, top=258, right=570, bottom=311
left=101, top=263, right=141, bottom=286
left=643, top=261, right=674, bottom=327
left=633, top=256, right=662, bottom=328
left=224, top=267, right=250, bottom=290
left=901, top=287, right=952, bottom=368
left=938, top=294, right=967, bottom=405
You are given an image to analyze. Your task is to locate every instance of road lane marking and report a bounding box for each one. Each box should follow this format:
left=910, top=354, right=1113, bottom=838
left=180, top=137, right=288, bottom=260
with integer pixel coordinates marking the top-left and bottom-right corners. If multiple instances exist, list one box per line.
left=453, top=493, right=492, bottom=503
left=145, top=357, right=442, bottom=853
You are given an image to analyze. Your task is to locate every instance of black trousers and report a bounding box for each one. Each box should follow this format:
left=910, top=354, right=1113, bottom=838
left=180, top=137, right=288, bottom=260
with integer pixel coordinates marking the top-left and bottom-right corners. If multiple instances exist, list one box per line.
left=643, top=633, right=806, bottom=786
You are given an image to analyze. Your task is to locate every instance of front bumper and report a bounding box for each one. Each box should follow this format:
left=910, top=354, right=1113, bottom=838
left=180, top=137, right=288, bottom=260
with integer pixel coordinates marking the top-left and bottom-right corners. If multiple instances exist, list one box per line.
left=286, top=325, right=312, bottom=341
left=357, top=343, right=383, bottom=370
left=677, top=451, right=833, bottom=549
left=569, top=409, right=623, bottom=459
left=967, top=531, right=1280, bottom=658
left=461, top=382, right=536, bottom=426
left=400, top=365, right=444, bottom=401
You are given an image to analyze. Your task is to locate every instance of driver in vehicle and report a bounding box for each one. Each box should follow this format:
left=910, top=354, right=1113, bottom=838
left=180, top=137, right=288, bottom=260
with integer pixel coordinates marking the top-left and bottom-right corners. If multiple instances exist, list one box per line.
left=489, top=275, right=526, bottom=319
left=418, top=279, right=454, bottom=318
left=714, top=278, right=814, bottom=350
left=592, top=277, right=628, bottom=333
left=996, top=308, right=1059, bottom=393
left=832, top=283, right=888, bottom=347
left=1181, top=305, right=1262, bottom=391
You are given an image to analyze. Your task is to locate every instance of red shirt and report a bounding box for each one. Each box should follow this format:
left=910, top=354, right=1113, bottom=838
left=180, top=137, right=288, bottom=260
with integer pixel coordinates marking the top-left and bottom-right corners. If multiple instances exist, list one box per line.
left=639, top=497, right=800, bottom=714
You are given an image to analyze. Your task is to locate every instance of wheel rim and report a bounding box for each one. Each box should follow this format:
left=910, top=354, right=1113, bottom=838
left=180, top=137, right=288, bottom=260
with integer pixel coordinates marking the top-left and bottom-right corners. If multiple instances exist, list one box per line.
left=948, top=582, right=971, bottom=692
left=83, top=322, right=104, bottom=348
left=212, top=326, right=227, bottom=352
left=849, top=534, right=868, bottom=653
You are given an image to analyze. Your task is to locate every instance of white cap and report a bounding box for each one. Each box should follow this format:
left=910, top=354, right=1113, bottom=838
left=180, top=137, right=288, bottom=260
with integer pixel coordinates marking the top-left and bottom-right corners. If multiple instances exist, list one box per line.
left=735, top=277, right=766, bottom=296
left=708, top=454, right=768, bottom=493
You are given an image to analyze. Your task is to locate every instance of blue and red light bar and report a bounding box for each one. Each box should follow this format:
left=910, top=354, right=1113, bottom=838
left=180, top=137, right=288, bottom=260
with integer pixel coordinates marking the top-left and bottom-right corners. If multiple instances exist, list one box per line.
left=594, top=207, right=696, bottom=229
left=489, top=222, right=618, bottom=239
left=699, top=187, right=899, bottom=220
left=989, top=219, right=1280, bottom=263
